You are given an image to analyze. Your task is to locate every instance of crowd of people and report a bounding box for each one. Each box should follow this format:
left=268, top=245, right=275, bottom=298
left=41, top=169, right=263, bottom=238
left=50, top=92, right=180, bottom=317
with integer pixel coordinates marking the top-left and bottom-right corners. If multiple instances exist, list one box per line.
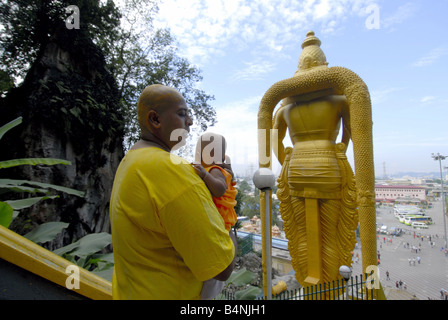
left=348, top=205, right=448, bottom=300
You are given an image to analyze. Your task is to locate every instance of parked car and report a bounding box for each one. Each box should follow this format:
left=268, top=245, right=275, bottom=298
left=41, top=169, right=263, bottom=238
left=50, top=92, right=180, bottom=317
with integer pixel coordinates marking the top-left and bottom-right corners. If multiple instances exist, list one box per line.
left=388, top=227, right=403, bottom=236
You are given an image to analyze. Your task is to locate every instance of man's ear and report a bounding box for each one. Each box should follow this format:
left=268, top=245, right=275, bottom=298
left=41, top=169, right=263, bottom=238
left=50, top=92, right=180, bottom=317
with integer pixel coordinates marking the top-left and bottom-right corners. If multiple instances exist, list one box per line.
left=147, top=110, right=161, bottom=129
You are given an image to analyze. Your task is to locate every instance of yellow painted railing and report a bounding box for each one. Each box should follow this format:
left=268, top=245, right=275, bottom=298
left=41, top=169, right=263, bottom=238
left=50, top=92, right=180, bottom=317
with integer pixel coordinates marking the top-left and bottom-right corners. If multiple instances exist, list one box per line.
left=0, top=225, right=112, bottom=300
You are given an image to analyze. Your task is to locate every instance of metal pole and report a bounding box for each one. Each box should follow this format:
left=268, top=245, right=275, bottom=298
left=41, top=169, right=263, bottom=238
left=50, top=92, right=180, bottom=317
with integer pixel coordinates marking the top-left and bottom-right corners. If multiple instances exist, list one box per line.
left=437, top=155, right=447, bottom=247
left=253, top=168, right=275, bottom=300
left=264, top=189, right=272, bottom=300
left=345, top=280, right=349, bottom=300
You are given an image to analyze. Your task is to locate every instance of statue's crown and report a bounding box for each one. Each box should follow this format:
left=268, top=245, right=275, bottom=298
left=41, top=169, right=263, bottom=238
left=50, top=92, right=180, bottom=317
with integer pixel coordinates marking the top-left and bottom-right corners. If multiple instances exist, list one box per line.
left=301, top=31, right=321, bottom=49
left=297, top=30, right=328, bottom=71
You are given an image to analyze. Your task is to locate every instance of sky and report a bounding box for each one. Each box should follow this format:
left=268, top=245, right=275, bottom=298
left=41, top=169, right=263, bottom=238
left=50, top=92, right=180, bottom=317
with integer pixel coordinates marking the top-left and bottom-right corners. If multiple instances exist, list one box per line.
left=152, top=0, right=448, bottom=178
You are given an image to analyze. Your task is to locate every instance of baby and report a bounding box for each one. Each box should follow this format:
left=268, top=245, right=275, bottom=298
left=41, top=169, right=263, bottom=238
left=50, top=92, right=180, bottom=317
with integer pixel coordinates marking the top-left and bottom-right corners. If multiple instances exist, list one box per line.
left=192, top=132, right=238, bottom=299
left=192, top=132, right=237, bottom=231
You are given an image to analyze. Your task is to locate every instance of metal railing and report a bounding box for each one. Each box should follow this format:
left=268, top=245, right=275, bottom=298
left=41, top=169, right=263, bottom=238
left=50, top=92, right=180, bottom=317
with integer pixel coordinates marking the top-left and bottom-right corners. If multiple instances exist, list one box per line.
left=221, top=272, right=376, bottom=300
left=237, top=232, right=254, bottom=256
left=266, top=273, right=375, bottom=300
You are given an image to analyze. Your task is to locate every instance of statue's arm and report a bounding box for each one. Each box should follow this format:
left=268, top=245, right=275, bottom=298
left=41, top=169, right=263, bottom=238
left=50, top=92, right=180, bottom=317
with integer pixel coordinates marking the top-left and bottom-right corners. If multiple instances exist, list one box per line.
left=341, top=98, right=351, bottom=153
left=273, top=107, right=287, bottom=165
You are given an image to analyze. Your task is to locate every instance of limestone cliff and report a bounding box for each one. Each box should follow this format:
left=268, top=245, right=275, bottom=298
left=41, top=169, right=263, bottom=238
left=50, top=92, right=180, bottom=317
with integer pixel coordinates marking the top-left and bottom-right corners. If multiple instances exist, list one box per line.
left=0, top=26, right=124, bottom=250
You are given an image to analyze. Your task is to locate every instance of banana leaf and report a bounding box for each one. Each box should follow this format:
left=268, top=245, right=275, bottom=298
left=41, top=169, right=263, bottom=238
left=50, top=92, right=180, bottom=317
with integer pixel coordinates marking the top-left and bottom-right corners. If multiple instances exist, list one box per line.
left=54, top=232, right=112, bottom=259
left=0, top=117, right=22, bottom=140
left=4, top=195, right=59, bottom=210
left=226, top=267, right=258, bottom=286
left=0, top=201, right=13, bottom=228
left=234, top=286, right=262, bottom=300
left=23, top=221, right=69, bottom=243
left=0, top=179, right=85, bottom=197
left=0, top=158, right=71, bottom=169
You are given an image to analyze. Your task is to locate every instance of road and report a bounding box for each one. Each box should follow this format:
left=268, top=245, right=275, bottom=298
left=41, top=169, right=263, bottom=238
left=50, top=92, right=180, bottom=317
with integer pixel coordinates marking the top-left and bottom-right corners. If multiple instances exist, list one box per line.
left=351, top=199, right=448, bottom=300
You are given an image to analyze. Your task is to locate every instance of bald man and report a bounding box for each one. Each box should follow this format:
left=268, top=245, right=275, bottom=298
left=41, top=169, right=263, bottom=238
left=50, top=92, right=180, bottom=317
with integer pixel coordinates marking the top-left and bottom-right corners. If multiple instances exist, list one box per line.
left=110, top=84, right=236, bottom=299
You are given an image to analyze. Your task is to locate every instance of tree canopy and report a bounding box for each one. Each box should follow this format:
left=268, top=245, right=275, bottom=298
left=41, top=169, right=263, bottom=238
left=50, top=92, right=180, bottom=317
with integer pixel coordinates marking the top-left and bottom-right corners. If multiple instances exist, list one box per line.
left=0, top=0, right=216, bottom=148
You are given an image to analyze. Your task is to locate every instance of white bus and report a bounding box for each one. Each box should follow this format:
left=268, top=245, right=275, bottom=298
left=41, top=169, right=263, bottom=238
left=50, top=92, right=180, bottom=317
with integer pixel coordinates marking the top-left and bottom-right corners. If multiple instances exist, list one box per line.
left=404, top=215, right=432, bottom=226
left=412, top=222, right=428, bottom=229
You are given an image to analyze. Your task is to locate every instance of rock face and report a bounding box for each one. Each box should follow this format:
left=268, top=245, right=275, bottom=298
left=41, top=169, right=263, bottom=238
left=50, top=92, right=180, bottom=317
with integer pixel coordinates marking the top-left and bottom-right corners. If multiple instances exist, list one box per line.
left=0, top=27, right=124, bottom=250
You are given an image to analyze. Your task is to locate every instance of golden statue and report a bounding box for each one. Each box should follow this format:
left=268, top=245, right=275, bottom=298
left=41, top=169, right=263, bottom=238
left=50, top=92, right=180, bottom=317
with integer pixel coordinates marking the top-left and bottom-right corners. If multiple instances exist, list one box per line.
left=258, top=31, right=377, bottom=291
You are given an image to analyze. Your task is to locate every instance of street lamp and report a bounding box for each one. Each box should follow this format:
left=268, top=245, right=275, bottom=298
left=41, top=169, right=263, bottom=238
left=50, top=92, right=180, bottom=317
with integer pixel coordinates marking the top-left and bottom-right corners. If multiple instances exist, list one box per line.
left=432, top=153, right=447, bottom=247
left=253, top=168, right=276, bottom=300
left=339, top=265, right=352, bottom=300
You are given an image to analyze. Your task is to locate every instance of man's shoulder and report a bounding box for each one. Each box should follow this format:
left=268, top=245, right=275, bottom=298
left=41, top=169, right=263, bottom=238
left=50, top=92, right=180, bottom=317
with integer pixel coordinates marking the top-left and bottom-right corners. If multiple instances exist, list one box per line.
left=138, top=148, right=199, bottom=182
left=126, top=147, right=190, bottom=167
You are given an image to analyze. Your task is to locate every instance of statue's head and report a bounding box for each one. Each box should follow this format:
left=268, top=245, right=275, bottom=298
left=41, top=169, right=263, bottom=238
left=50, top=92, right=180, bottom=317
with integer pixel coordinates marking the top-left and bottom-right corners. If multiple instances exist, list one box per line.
left=297, top=31, right=328, bottom=72
left=279, top=31, right=329, bottom=108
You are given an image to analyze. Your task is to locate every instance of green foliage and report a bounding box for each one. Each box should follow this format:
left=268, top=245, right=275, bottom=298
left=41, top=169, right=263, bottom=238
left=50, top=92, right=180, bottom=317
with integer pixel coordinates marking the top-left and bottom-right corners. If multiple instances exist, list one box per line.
left=0, top=70, right=13, bottom=96
left=217, top=267, right=262, bottom=300
left=0, top=179, right=85, bottom=197
left=0, top=201, right=13, bottom=228
left=235, top=178, right=281, bottom=226
left=53, top=232, right=113, bottom=276
left=0, top=117, right=84, bottom=228
left=53, top=232, right=111, bottom=257
left=0, top=116, right=112, bottom=279
left=236, top=181, right=260, bottom=219
left=0, top=0, right=215, bottom=151
left=35, top=74, right=124, bottom=160
left=106, top=2, right=216, bottom=147
left=0, top=0, right=121, bottom=86
left=226, top=267, right=258, bottom=286
left=0, top=158, right=71, bottom=169
left=23, top=221, right=69, bottom=244
left=234, top=286, right=262, bottom=300
left=0, top=1, right=125, bottom=167
left=0, top=115, right=21, bottom=140
left=20, top=220, right=115, bottom=280
left=5, top=195, right=59, bottom=211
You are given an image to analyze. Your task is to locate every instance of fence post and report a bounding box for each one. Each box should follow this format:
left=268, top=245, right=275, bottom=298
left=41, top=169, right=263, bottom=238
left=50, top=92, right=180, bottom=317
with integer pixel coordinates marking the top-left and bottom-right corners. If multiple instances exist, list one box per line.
left=360, top=275, right=364, bottom=300
left=337, top=279, right=341, bottom=300
left=248, top=272, right=376, bottom=301
left=331, top=280, right=335, bottom=300
left=364, top=273, right=368, bottom=300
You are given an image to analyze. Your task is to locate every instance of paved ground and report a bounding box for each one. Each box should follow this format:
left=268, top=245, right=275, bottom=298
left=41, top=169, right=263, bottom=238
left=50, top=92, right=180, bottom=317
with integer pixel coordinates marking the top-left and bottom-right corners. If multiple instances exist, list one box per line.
left=351, top=199, right=448, bottom=300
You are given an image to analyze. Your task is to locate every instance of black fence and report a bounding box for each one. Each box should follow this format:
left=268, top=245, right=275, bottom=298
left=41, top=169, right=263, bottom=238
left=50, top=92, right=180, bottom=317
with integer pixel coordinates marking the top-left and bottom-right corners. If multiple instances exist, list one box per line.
left=265, top=273, right=376, bottom=300
left=221, top=272, right=376, bottom=300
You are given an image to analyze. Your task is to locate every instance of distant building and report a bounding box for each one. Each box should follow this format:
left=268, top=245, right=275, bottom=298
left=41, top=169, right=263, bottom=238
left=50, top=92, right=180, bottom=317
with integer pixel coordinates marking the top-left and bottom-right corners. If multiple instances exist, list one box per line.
left=375, top=185, right=426, bottom=203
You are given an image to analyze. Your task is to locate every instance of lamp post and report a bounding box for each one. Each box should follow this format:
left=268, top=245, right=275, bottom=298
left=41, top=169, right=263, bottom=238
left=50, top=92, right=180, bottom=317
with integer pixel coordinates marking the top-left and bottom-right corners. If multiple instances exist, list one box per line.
left=432, top=153, right=447, bottom=247
left=253, top=168, right=276, bottom=300
left=339, top=265, right=352, bottom=300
